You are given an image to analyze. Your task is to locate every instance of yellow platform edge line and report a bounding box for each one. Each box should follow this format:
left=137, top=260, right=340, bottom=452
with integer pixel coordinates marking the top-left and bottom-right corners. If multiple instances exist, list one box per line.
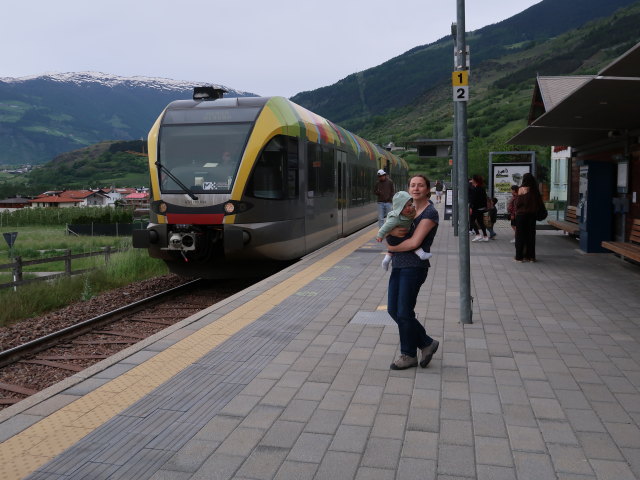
left=0, top=227, right=376, bottom=479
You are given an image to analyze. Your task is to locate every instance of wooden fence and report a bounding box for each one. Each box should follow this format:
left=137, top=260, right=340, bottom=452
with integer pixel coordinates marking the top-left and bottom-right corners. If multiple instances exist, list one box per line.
left=0, top=247, right=121, bottom=290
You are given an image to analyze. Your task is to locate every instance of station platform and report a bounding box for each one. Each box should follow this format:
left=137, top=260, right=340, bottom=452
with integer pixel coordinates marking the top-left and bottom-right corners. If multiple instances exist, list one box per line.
left=1, top=204, right=640, bottom=480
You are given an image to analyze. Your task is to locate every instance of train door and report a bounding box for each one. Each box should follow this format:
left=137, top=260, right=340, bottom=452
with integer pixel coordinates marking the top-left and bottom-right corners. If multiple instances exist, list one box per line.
left=337, top=150, right=347, bottom=235
left=304, top=142, right=339, bottom=252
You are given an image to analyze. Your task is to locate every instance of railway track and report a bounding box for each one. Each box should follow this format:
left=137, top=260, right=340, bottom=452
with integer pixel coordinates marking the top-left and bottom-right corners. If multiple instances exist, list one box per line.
left=0, top=277, right=254, bottom=407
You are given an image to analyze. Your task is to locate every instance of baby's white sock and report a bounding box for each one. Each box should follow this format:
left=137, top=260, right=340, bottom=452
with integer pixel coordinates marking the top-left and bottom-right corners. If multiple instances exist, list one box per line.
left=415, top=248, right=432, bottom=260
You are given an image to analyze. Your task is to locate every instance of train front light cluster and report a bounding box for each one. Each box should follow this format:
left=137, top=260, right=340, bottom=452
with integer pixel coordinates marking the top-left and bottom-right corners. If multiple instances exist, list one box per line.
left=168, top=232, right=196, bottom=251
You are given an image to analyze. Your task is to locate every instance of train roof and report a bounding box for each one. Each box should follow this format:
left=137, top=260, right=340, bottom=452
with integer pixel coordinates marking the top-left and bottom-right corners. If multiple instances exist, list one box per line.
left=163, top=94, right=406, bottom=169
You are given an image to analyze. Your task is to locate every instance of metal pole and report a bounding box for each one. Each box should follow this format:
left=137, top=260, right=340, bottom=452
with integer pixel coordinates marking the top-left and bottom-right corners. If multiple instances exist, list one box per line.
left=451, top=24, right=459, bottom=236
left=456, top=0, right=472, bottom=324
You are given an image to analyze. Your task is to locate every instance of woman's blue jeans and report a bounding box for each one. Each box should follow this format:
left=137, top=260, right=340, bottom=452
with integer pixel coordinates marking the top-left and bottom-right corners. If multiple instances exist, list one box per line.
left=387, top=267, right=433, bottom=357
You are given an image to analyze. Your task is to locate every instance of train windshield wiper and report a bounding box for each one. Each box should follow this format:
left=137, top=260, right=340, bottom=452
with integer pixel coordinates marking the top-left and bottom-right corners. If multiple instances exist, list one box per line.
left=155, top=161, right=198, bottom=200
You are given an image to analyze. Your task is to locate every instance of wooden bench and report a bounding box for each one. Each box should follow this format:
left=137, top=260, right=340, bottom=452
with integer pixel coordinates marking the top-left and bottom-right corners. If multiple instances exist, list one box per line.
left=548, top=205, right=580, bottom=236
left=601, top=218, right=640, bottom=263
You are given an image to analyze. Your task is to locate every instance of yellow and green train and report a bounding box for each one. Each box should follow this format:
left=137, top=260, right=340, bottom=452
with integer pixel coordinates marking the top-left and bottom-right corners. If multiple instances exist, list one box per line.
left=133, top=87, right=409, bottom=278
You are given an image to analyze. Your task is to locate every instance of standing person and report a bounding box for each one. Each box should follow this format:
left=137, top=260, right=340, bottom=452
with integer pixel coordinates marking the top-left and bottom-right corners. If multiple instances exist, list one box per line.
left=374, top=169, right=394, bottom=228
left=507, top=185, right=518, bottom=243
left=514, top=173, right=543, bottom=262
left=435, top=180, right=444, bottom=204
left=384, top=175, right=440, bottom=370
left=376, top=191, right=432, bottom=270
left=469, top=174, right=489, bottom=242
left=485, top=197, right=498, bottom=239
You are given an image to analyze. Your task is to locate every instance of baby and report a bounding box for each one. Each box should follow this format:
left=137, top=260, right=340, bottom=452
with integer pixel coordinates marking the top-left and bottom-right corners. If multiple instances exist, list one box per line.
left=376, top=191, right=432, bottom=270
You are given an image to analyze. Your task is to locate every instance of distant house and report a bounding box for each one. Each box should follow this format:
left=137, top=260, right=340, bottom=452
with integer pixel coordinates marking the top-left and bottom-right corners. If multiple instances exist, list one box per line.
left=100, top=187, right=138, bottom=206
left=30, top=189, right=110, bottom=208
left=123, top=191, right=149, bottom=209
left=0, top=197, right=32, bottom=212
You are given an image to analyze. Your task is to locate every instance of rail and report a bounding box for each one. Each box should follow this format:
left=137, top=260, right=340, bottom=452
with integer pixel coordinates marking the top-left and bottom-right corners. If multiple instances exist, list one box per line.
left=0, top=278, right=202, bottom=370
left=0, top=246, right=123, bottom=289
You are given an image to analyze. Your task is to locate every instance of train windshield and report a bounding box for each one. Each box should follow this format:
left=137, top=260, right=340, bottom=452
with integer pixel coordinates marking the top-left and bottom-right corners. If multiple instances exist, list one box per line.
left=158, top=123, right=251, bottom=193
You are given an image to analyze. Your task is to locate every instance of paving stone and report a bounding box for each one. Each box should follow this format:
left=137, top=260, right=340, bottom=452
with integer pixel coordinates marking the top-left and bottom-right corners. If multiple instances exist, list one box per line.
left=371, top=413, right=407, bottom=440
left=476, top=464, right=517, bottom=480
left=565, top=409, right=606, bottom=432
left=401, top=430, right=439, bottom=460
left=475, top=435, right=513, bottom=467
left=259, top=420, right=305, bottom=449
left=304, top=409, right=344, bottom=435
left=604, top=422, right=640, bottom=448
left=362, top=437, right=403, bottom=469
left=437, top=444, right=476, bottom=477
left=329, top=425, right=370, bottom=453
left=274, top=460, right=318, bottom=480
left=440, top=419, right=473, bottom=445
left=548, top=444, right=594, bottom=475
left=513, top=452, right=556, bottom=480
left=287, top=432, right=332, bottom=463
left=216, top=427, right=264, bottom=456
left=379, top=393, right=412, bottom=414
left=239, top=405, right=284, bottom=430
left=191, top=452, right=245, bottom=480
left=507, top=425, right=546, bottom=453
left=538, top=419, right=579, bottom=445
left=408, top=407, right=440, bottom=432
left=530, top=397, right=566, bottom=420
left=472, top=412, right=508, bottom=438
left=315, top=451, right=360, bottom=480
left=576, top=431, right=624, bottom=460
left=354, top=466, right=396, bottom=480
left=235, top=445, right=288, bottom=480
left=318, top=389, right=353, bottom=412
left=396, top=458, right=436, bottom=480
left=589, top=459, right=637, bottom=480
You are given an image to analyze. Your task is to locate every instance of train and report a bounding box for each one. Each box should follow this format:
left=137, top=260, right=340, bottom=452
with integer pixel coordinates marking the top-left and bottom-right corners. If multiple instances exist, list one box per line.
left=133, top=86, right=409, bottom=278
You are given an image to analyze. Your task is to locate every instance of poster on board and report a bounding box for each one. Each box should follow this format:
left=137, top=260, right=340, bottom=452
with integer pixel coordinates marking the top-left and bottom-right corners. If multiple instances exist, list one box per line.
left=491, top=164, right=531, bottom=215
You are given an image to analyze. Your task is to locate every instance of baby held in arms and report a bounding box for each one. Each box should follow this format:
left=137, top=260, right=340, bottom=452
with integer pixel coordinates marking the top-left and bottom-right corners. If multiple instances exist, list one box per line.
left=376, top=191, right=432, bottom=270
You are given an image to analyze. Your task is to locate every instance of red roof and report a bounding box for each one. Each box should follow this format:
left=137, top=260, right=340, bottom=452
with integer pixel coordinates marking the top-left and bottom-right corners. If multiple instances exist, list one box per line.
left=124, top=192, right=149, bottom=199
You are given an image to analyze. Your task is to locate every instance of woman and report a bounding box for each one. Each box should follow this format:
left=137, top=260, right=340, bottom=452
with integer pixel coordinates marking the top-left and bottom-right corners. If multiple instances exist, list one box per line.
left=514, top=172, right=542, bottom=262
left=385, top=175, right=440, bottom=370
left=469, top=175, right=489, bottom=242
left=507, top=184, right=519, bottom=243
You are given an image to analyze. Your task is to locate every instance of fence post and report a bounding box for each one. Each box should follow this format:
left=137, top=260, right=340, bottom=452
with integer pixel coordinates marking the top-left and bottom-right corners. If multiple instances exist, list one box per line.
left=65, top=249, right=72, bottom=275
left=104, top=245, right=111, bottom=263
left=13, top=256, right=23, bottom=291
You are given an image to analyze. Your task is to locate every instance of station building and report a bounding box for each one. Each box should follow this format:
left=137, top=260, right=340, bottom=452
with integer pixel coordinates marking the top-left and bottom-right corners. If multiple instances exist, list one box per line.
left=509, top=42, right=640, bottom=252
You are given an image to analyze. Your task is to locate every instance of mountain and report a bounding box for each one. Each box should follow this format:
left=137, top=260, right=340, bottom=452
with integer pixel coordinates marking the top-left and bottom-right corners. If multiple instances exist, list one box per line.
left=291, top=0, right=639, bottom=124
left=0, top=72, right=255, bottom=165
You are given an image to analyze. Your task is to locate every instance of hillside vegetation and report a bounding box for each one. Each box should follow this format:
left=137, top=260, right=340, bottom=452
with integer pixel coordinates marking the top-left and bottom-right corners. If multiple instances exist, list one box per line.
left=0, top=140, right=149, bottom=197
left=347, top=1, right=640, bottom=179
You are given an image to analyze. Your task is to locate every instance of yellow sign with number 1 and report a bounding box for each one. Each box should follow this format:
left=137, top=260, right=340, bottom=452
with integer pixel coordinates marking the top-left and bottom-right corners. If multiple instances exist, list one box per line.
left=452, top=70, right=469, bottom=102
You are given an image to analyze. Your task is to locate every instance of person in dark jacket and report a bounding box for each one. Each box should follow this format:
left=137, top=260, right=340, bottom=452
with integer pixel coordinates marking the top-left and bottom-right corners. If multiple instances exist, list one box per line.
left=374, top=169, right=394, bottom=227
left=514, top=173, right=543, bottom=262
left=469, top=175, right=489, bottom=242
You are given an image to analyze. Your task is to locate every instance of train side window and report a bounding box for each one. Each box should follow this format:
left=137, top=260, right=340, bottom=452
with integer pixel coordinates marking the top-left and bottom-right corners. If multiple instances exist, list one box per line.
left=287, top=137, right=299, bottom=198
left=307, top=142, right=336, bottom=197
left=246, top=135, right=298, bottom=200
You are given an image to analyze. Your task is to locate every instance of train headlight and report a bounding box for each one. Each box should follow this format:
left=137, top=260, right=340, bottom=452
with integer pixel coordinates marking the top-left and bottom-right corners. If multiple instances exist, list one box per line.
left=224, top=202, right=235, bottom=214
left=151, top=200, right=168, bottom=214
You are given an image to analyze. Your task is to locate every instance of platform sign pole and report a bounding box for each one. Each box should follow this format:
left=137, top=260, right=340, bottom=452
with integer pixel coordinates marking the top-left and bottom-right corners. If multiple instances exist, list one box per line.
left=454, top=0, right=472, bottom=324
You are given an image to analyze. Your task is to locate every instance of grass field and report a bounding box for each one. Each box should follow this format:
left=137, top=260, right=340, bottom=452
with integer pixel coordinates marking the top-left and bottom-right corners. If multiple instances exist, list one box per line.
left=0, top=225, right=171, bottom=326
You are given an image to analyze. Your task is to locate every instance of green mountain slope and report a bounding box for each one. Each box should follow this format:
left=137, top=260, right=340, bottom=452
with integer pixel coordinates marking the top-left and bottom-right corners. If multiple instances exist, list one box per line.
left=291, top=0, right=638, bottom=125
left=344, top=1, right=640, bottom=178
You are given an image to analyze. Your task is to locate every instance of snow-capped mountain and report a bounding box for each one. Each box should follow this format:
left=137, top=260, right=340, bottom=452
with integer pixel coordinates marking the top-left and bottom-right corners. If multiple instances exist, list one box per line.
left=0, top=72, right=257, bottom=165
left=1, top=71, right=253, bottom=97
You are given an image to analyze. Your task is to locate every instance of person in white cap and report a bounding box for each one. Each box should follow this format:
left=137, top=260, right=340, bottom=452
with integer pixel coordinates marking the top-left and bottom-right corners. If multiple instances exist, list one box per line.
left=374, top=168, right=394, bottom=227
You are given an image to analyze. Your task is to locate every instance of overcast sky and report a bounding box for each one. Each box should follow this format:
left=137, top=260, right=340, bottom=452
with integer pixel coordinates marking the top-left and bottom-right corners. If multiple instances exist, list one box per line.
left=2, top=0, right=541, bottom=97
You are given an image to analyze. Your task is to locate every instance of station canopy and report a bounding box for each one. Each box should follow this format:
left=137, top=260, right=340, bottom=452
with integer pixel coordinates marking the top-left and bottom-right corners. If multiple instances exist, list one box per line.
left=508, top=42, right=640, bottom=146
